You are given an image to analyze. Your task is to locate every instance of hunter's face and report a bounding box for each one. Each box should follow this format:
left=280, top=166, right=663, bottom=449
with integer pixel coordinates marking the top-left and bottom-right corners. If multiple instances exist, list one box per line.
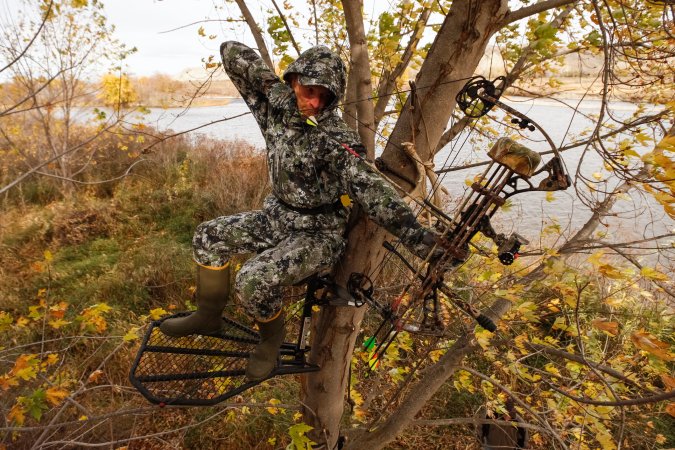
left=291, top=77, right=331, bottom=118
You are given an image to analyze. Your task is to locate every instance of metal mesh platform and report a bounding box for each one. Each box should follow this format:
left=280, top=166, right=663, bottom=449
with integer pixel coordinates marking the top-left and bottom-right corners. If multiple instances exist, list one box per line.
left=130, top=313, right=319, bottom=406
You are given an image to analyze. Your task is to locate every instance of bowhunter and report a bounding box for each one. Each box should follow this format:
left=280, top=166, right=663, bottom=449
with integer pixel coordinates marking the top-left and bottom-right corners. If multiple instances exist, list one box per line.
left=159, top=41, right=441, bottom=381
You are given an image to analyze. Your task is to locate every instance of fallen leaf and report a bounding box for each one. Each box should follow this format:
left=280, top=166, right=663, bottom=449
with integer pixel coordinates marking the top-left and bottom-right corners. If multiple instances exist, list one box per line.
left=87, top=370, right=104, bottom=384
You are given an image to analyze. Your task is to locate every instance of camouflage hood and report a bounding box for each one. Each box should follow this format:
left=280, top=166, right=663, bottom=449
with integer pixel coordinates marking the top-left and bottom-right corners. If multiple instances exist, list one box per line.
left=283, top=46, right=346, bottom=112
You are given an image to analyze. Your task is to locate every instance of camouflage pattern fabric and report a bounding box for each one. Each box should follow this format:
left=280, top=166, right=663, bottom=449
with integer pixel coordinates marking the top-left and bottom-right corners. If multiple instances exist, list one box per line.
left=191, top=41, right=430, bottom=320
left=193, top=198, right=345, bottom=320
left=488, top=137, right=541, bottom=177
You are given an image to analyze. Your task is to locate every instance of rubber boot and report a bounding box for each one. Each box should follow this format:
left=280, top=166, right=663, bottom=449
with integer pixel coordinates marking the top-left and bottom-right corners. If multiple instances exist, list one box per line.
left=245, top=310, right=285, bottom=381
left=160, top=262, right=231, bottom=337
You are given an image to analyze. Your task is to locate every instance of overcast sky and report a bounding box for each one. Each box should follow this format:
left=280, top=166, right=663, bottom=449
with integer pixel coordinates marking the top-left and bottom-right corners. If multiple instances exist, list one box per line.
left=102, top=0, right=385, bottom=77
left=103, top=0, right=248, bottom=77
left=0, top=0, right=394, bottom=78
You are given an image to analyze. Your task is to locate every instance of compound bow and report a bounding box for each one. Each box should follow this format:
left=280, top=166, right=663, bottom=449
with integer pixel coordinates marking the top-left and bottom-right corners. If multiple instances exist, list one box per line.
left=349, top=76, right=571, bottom=365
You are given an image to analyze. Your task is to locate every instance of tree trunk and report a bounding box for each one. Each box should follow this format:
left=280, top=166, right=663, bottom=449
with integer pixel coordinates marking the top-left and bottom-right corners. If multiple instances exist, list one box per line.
left=300, top=1, right=509, bottom=448
left=380, top=0, right=508, bottom=187
left=342, top=0, right=375, bottom=156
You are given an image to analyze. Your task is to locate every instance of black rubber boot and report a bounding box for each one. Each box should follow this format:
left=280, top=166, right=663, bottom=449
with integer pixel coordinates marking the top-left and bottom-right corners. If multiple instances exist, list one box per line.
left=245, top=311, right=285, bottom=381
left=160, top=263, right=230, bottom=337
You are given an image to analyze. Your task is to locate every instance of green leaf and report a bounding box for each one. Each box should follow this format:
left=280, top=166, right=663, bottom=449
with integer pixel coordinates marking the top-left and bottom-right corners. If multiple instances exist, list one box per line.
left=287, top=422, right=316, bottom=450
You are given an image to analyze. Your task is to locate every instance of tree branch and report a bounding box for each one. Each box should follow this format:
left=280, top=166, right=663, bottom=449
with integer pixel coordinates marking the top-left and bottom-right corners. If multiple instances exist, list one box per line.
left=232, top=0, right=274, bottom=69
left=0, top=0, right=53, bottom=74
left=270, top=0, right=301, bottom=55
left=501, top=0, right=578, bottom=27
left=373, top=7, right=432, bottom=127
left=526, top=343, right=665, bottom=395
left=545, top=384, right=675, bottom=406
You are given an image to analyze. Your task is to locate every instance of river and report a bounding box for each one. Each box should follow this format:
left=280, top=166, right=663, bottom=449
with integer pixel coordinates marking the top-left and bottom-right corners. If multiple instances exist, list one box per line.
left=135, top=98, right=673, bottom=259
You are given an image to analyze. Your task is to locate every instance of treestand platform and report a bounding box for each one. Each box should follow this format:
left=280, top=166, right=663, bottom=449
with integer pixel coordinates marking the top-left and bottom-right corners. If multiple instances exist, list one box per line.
left=129, top=312, right=319, bottom=406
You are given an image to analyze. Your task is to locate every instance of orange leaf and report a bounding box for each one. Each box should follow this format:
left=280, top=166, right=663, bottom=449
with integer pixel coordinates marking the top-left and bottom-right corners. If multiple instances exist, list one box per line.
left=87, top=370, right=104, bottom=384
left=8, top=403, right=25, bottom=425
left=666, top=403, right=675, bottom=418
left=0, top=375, right=18, bottom=391
left=591, top=319, right=620, bottom=336
left=661, top=374, right=675, bottom=391
left=630, top=331, right=674, bottom=361
left=46, top=387, right=69, bottom=406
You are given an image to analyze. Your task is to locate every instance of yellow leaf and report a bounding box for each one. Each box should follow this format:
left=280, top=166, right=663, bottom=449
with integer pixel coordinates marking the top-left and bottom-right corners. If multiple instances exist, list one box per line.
left=640, top=266, right=670, bottom=281
left=123, top=327, right=139, bottom=342
left=475, top=328, right=494, bottom=350
left=544, top=363, right=561, bottom=377
left=148, top=308, right=167, bottom=320
left=79, top=415, right=88, bottom=421
left=592, top=172, right=604, bottom=181
left=597, top=431, right=617, bottom=450
left=16, top=316, right=29, bottom=327
left=12, top=354, right=39, bottom=381
left=656, top=134, right=675, bottom=152
left=48, top=319, right=70, bottom=329
left=46, top=387, right=69, bottom=406
left=92, top=303, right=112, bottom=313
left=293, top=411, right=303, bottom=422
left=635, top=132, right=652, bottom=145
left=545, top=191, right=555, bottom=202
left=267, top=437, right=276, bottom=445
left=591, top=319, right=620, bottom=336
left=87, top=369, right=104, bottom=384
left=197, top=26, right=206, bottom=37
left=340, top=194, right=352, bottom=207
left=44, top=250, right=53, bottom=262
left=514, top=334, right=530, bottom=354
left=587, top=251, right=605, bottom=267
left=48, top=302, right=68, bottom=319
left=267, top=398, right=280, bottom=415
left=0, top=311, right=12, bottom=331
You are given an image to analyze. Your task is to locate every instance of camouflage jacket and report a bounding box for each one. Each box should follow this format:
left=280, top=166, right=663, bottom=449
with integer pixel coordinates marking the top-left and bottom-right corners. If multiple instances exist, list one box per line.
left=220, top=41, right=425, bottom=243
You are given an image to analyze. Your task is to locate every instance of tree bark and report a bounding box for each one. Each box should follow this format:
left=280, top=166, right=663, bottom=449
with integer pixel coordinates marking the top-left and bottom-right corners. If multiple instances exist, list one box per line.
left=342, top=0, right=375, bottom=156
left=301, top=220, right=389, bottom=448
left=379, top=0, right=509, bottom=189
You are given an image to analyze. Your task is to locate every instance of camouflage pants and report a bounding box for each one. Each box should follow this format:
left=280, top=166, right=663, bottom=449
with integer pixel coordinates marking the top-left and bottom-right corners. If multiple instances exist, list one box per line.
left=192, top=209, right=345, bottom=320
